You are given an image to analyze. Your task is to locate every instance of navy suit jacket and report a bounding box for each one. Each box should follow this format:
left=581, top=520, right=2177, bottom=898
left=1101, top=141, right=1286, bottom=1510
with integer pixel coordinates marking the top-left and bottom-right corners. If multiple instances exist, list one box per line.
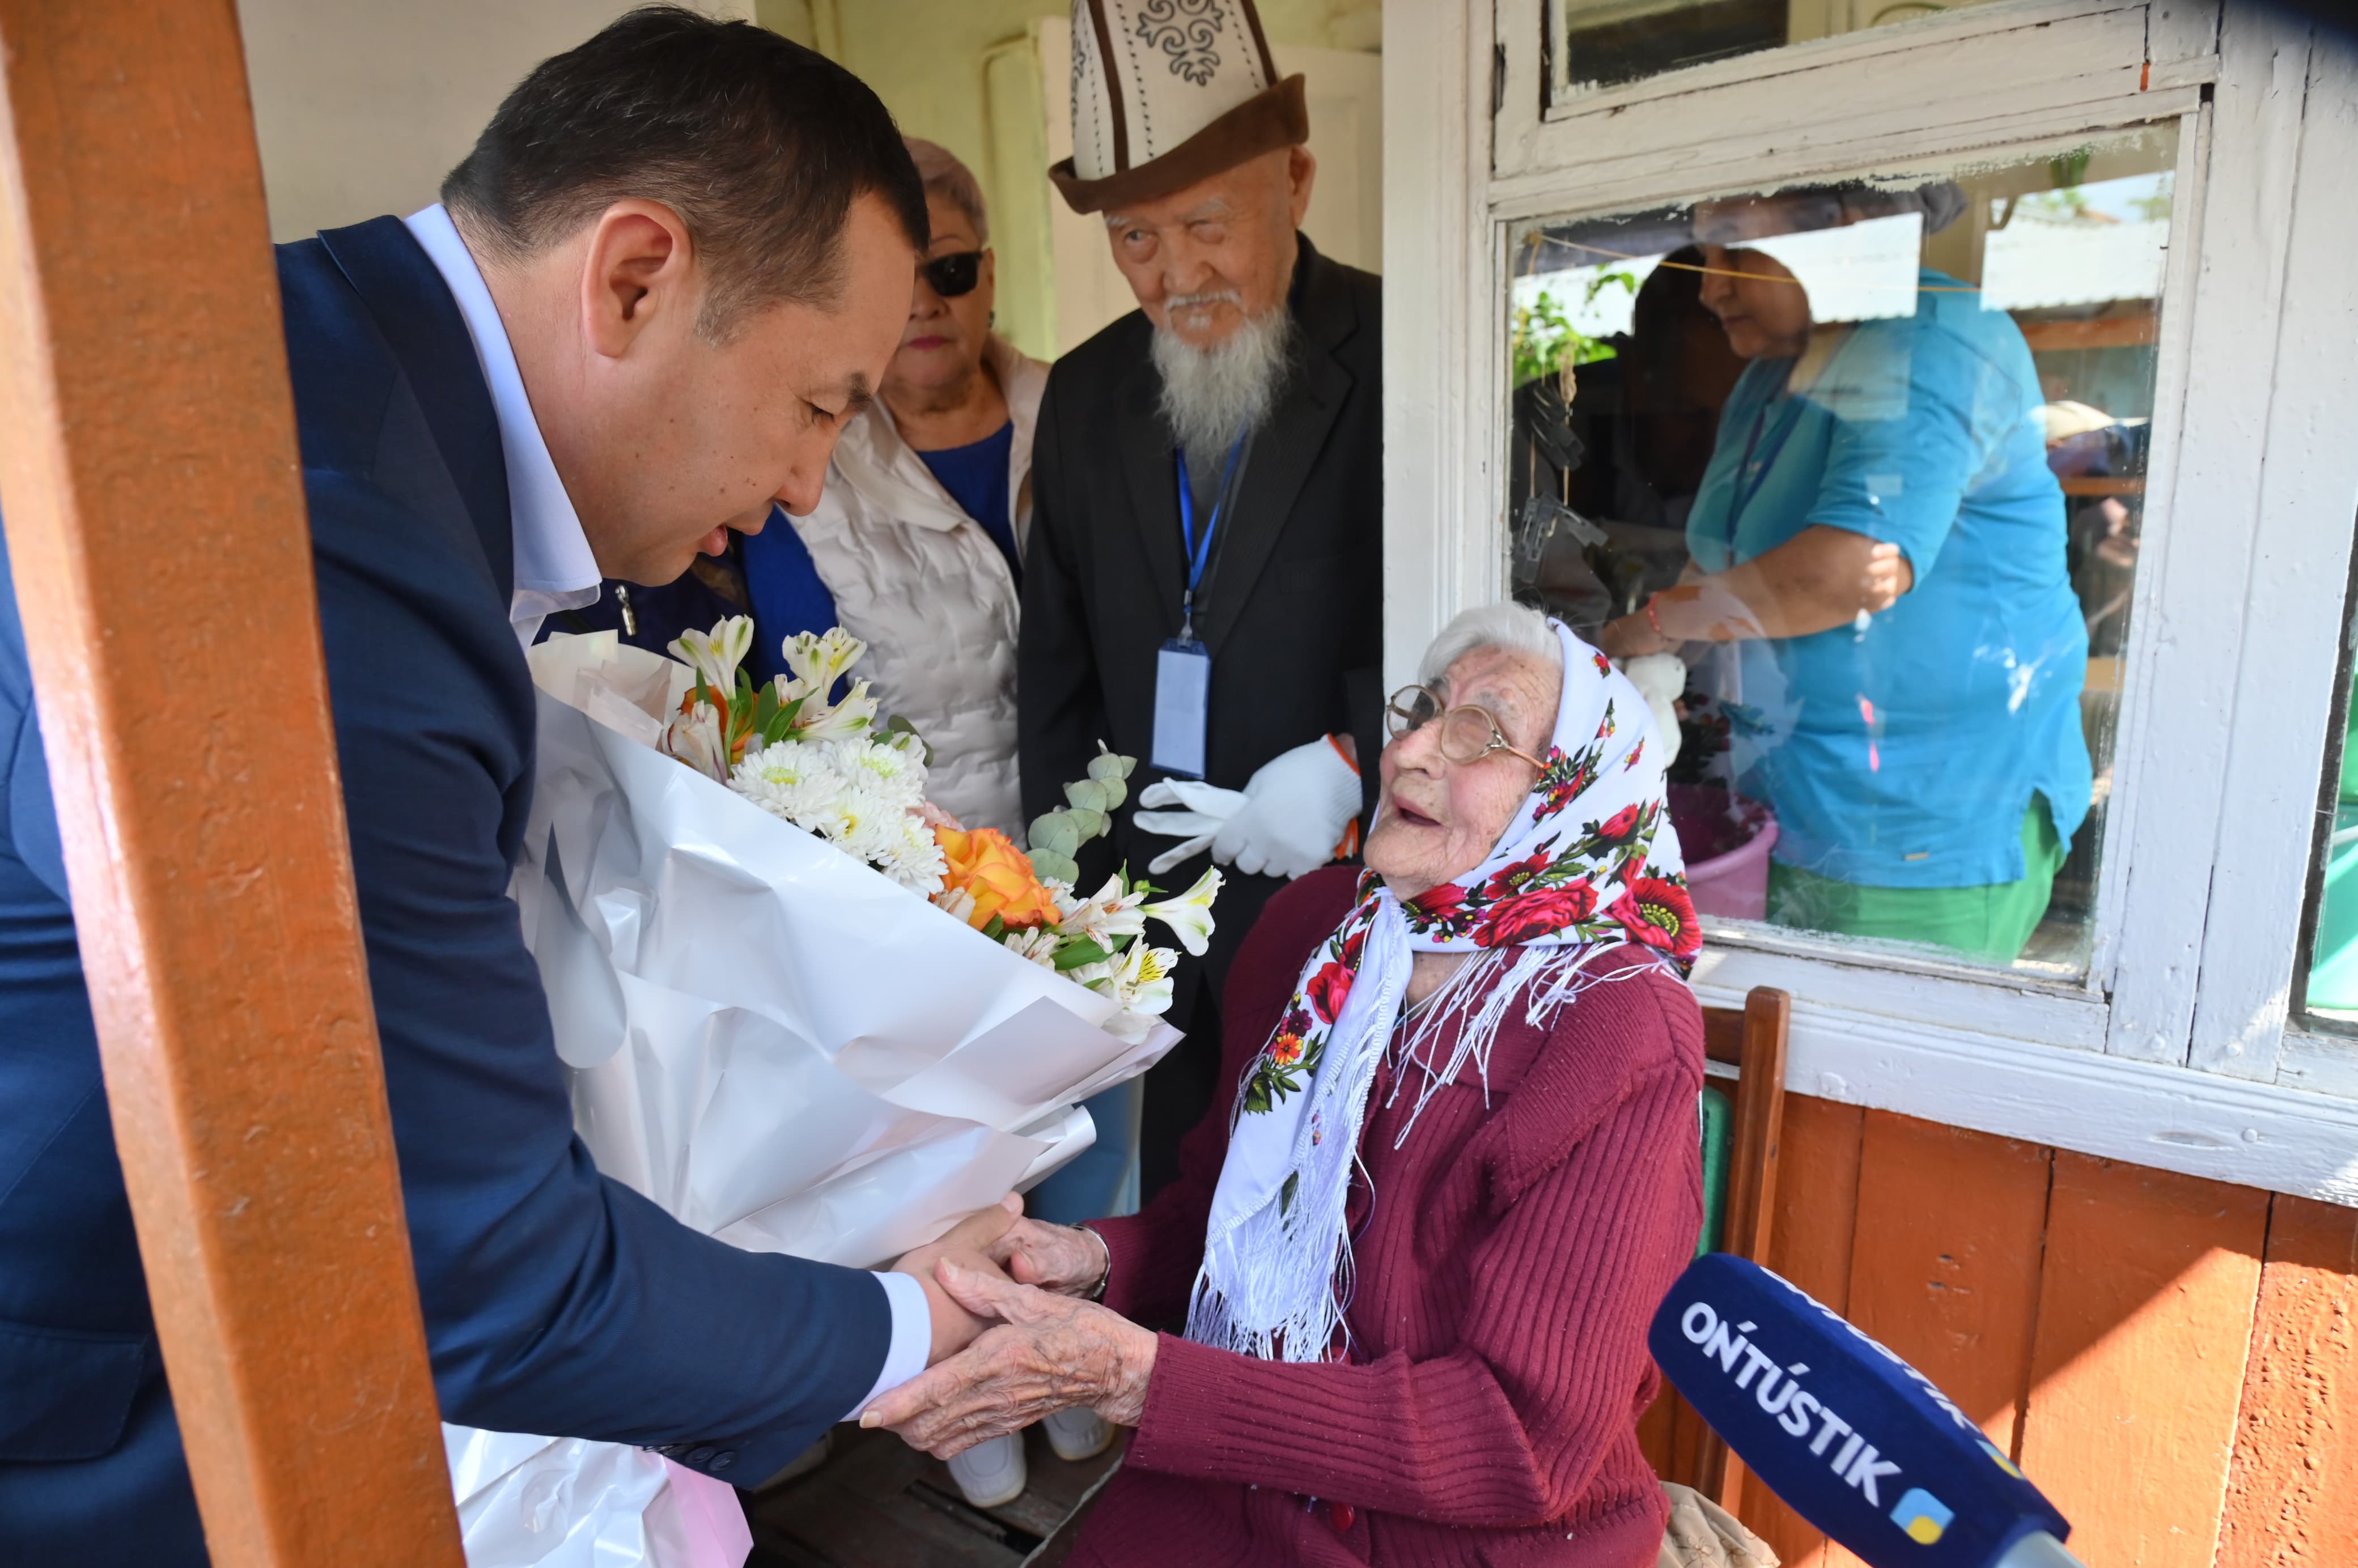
left=0, top=218, right=889, bottom=1566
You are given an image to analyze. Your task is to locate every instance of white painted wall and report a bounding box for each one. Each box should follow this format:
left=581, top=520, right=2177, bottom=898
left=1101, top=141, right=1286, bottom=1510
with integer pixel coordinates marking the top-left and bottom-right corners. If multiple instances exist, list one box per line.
left=235, top=0, right=752, bottom=243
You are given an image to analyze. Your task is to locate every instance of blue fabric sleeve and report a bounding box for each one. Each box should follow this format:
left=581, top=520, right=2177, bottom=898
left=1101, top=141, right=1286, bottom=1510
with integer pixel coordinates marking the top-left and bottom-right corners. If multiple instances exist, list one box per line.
left=306, top=470, right=887, bottom=1482
left=740, top=505, right=840, bottom=646
left=0, top=530, right=66, bottom=904
left=1798, top=320, right=1997, bottom=579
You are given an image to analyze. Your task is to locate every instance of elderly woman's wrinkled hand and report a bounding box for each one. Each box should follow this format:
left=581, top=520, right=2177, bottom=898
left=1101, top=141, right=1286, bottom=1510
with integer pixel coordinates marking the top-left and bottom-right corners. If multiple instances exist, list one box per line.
left=888, top=1196, right=1022, bottom=1363
left=985, top=1214, right=1109, bottom=1296
left=859, top=1260, right=1156, bottom=1458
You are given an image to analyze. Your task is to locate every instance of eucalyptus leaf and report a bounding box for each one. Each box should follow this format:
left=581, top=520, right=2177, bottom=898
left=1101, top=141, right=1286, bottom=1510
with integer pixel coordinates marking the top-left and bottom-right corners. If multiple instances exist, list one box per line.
left=1065, top=806, right=1105, bottom=840
left=1064, top=778, right=1112, bottom=813
left=1031, top=849, right=1079, bottom=885
left=1087, top=749, right=1135, bottom=782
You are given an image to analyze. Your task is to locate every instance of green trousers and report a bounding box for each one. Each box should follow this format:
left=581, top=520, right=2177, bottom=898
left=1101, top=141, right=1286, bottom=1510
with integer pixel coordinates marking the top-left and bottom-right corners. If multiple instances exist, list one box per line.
left=1765, top=801, right=2066, bottom=963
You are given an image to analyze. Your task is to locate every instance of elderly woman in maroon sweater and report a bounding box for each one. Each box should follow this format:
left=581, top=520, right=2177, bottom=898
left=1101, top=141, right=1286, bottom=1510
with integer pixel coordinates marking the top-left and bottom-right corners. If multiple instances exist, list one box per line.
left=866, top=602, right=1707, bottom=1565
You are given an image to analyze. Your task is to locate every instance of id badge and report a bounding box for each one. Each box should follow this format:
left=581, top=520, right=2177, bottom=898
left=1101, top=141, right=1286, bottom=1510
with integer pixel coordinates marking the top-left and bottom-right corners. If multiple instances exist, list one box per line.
left=1152, top=638, right=1211, bottom=778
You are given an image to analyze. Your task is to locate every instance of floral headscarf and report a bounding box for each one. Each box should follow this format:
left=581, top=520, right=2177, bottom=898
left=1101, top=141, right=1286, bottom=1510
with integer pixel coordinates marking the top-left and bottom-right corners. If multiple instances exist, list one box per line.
left=1186, top=619, right=1698, bottom=1363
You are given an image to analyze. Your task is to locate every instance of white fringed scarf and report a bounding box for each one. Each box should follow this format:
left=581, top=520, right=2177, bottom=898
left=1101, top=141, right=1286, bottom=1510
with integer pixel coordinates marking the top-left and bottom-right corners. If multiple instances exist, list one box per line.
left=1185, top=620, right=1702, bottom=1363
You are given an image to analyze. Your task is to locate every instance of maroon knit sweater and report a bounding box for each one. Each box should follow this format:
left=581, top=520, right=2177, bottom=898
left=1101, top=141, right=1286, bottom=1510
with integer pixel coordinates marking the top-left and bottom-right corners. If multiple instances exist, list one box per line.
left=1070, top=868, right=1704, bottom=1567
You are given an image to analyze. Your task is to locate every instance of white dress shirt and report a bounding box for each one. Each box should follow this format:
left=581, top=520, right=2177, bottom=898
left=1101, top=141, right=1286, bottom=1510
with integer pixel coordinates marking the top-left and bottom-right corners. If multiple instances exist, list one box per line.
left=402, top=204, right=931, bottom=1422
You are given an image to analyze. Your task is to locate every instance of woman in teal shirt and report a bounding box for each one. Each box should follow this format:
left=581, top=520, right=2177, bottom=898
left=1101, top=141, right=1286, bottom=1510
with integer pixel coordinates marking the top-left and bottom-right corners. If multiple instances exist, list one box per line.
left=1601, top=236, right=2090, bottom=962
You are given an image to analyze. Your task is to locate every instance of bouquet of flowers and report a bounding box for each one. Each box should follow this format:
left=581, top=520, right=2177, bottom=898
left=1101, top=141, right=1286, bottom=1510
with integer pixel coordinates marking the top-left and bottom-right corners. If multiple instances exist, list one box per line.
left=651, top=615, right=1219, bottom=1039
left=451, top=616, right=1216, bottom=1567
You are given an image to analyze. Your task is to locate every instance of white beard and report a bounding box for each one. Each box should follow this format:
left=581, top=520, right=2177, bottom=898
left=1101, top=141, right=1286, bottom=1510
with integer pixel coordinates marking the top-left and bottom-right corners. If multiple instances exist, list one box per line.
left=1150, top=299, right=1297, bottom=457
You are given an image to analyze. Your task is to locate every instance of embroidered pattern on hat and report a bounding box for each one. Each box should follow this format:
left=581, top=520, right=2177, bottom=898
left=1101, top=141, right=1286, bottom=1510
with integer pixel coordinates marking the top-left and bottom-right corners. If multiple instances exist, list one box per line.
left=1135, top=0, right=1226, bottom=86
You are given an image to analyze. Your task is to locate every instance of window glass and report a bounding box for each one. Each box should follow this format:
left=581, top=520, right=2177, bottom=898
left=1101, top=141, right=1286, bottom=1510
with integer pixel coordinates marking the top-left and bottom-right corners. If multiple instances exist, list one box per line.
left=1549, top=0, right=2008, bottom=98
left=1506, top=126, right=2177, bottom=974
left=2298, top=628, right=2358, bottom=1028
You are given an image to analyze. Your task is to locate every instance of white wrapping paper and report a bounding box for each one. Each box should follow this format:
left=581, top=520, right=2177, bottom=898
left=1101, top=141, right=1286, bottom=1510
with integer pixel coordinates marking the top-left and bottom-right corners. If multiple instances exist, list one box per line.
left=444, top=634, right=1179, bottom=1565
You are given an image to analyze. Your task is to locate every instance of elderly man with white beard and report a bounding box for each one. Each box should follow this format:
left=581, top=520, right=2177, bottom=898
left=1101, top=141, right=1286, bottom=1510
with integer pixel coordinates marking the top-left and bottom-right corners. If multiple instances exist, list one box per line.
left=1020, top=0, right=1384, bottom=1203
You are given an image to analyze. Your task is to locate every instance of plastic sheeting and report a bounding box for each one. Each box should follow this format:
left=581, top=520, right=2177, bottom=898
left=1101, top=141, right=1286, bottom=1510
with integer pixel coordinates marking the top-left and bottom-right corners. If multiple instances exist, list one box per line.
left=442, top=633, right=1179, bottom=1565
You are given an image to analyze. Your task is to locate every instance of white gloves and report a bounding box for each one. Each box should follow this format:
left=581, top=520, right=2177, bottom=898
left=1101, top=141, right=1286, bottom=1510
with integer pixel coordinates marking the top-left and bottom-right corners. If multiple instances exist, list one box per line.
left=1620, top=653, right=1686, bottom=767
left=1133, top=736, right=1363, bottom=879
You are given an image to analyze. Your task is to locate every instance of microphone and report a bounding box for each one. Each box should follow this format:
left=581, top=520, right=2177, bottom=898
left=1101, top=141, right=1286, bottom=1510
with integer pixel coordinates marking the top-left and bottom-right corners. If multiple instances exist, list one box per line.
left=1648, top=1252, right=2084, bottom=1568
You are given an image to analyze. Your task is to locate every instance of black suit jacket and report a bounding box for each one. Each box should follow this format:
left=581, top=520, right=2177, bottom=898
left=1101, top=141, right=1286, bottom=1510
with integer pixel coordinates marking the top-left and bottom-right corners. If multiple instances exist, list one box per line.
left=1020, top=237, right=1382, bottom=993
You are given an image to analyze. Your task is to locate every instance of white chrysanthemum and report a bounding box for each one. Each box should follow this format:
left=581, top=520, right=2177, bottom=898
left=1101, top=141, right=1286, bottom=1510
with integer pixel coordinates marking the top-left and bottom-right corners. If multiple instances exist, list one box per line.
left=728, top=734, right=944, bottom=894
left=831, top=737, right=927, bottom=804
left=728, top=740, right=849, bottom=826
left=882, top=814, right=948, bottom=894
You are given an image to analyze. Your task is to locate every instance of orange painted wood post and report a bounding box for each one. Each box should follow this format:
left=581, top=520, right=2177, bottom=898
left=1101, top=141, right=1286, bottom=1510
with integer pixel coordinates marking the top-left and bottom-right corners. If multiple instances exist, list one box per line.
left=2217, top=1196, right=2358, bottom=1567
left=0, top=5, right=463, bottom=1566
left=2018, top=1155, right=2268, bottom=1568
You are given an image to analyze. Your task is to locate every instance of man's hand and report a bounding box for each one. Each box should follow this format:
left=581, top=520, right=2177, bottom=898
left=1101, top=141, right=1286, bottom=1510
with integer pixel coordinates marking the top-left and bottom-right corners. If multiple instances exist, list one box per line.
left=860, top=1261, right=1158, bottom=1457
left=985, top=1216, right=1109, bottom=1297
left=890, top=1196, right=1021, bottom=1363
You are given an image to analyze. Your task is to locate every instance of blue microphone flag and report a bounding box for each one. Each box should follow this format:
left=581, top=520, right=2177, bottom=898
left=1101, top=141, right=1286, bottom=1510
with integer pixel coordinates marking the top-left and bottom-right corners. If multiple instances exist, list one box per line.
left=1648, top=1253, right=2071, bottom=1567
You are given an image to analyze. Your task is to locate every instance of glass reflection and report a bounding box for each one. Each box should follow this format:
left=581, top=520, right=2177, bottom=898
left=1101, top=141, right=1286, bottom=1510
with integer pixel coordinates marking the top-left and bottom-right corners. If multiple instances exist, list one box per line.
left=1508, top=130, right=2177, bottom=971
left=1551, top=0, right=2008, bottom=98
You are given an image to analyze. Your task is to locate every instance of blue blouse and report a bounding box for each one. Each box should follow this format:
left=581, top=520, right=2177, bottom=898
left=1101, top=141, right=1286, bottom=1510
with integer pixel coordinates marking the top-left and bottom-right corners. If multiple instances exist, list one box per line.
left=1685, top=269, right=2092, bottom=889
left=914, top=422, right=1020, bottom=583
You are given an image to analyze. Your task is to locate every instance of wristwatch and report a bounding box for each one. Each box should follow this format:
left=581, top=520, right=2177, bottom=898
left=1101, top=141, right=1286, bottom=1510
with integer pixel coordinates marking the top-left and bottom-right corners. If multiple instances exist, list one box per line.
left=1074, top=1223, right=1112, bottom=1303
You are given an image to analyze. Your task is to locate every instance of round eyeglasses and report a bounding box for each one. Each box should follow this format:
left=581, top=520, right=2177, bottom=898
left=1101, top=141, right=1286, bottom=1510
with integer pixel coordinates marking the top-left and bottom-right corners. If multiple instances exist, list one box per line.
left=1384, top=685, right=1545, bottom=769
left=918, top=250, right=984, bottom=299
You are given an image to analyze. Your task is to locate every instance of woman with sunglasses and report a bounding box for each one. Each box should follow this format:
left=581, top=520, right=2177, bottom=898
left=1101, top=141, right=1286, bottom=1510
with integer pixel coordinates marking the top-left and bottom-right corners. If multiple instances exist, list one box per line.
left=863, top=601, right=1734, bottom=1567
left=747, top=136, right=1049, bottom=842
left=766, top=136, right=1117, bottom=1507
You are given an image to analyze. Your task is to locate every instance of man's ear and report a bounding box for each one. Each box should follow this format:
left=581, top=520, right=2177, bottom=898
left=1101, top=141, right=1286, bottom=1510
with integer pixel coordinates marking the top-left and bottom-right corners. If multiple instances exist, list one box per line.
left=1286, top=145, right=1318, bottom=229
left=580, top=200, right=698, bottom=360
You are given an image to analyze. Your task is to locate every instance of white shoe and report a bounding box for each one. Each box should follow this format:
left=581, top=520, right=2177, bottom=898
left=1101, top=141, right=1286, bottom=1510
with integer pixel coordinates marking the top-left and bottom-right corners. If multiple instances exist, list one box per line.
left=945, top=1431, right=1027, bottom=1508
left=1041, top=1407, right=1113, bottom=1461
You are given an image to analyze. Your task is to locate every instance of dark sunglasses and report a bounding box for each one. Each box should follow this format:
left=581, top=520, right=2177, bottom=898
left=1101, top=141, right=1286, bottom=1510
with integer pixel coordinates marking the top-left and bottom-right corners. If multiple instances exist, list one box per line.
left=919, top=250, right=984, bottom=299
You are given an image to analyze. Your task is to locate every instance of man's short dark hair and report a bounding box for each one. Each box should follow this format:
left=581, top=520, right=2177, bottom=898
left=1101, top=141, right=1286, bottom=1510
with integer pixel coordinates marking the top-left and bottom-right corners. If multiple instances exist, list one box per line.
left=442, top=6, right=927, bottom=338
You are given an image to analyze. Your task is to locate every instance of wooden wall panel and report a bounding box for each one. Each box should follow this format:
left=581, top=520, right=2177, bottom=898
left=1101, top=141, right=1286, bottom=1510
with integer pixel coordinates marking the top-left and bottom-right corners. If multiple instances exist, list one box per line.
left=2217, top=1196, right=2358, bottom=1567
left=1736, top=1092, right=1865, bottom=1568
left=1844, top=1112, right=2052, bottom=1453
left=2018, top=1154, right=2269, bottom=1568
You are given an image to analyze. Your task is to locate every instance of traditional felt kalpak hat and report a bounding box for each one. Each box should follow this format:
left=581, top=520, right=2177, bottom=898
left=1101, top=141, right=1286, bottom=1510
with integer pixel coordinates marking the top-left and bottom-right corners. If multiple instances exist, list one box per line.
left=1050, top=0, right=1309, bottom=214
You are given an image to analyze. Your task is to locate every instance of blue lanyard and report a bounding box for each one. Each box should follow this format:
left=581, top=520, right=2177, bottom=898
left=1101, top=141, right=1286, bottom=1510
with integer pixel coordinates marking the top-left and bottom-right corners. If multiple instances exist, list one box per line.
left=1173, top=432, right=1248, bottom=639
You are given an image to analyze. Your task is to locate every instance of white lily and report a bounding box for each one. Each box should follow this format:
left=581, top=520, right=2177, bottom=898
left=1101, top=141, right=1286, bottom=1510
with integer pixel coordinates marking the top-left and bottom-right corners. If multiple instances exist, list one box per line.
left=1109, top=941, right=1178, bottom=1019
left=669, top=616, right=754, bottom=696
left=1140, top=865, right=1223, bottom=957
left=1002, top=927, right=1063, bottom=969
left=781, top=627, right=867, bottom=697
left=1059, top=874, right=1148, bottom=948
left=796, top=678, right=880, bottom=741
left=661, top=699, right=731, bottom=783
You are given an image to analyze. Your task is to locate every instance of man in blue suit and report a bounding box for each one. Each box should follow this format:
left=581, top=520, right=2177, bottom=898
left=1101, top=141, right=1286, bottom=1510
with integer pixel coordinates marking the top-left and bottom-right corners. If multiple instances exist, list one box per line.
left=0, top=12, right=993, bottom=1562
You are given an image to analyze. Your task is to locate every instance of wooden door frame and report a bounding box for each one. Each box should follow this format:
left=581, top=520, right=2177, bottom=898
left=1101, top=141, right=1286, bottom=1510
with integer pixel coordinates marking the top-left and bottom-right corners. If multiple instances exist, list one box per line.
left=0, top=4, right=461, bottom=1562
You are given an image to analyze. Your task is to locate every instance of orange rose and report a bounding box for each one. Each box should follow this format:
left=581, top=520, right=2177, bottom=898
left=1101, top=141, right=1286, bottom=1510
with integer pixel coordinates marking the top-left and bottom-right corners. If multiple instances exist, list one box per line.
left=936, top=827, right=1063, bottom=932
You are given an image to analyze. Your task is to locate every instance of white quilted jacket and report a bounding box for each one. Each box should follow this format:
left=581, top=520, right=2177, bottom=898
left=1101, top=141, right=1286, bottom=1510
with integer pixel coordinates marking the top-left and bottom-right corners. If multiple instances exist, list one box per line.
left=790, top=337, right=1047, bottom=836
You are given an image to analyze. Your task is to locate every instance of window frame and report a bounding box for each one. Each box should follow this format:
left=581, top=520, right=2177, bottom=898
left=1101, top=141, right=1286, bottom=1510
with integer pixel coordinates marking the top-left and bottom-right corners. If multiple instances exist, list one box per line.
left=1381, top=0, right=2358, bottom=1201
